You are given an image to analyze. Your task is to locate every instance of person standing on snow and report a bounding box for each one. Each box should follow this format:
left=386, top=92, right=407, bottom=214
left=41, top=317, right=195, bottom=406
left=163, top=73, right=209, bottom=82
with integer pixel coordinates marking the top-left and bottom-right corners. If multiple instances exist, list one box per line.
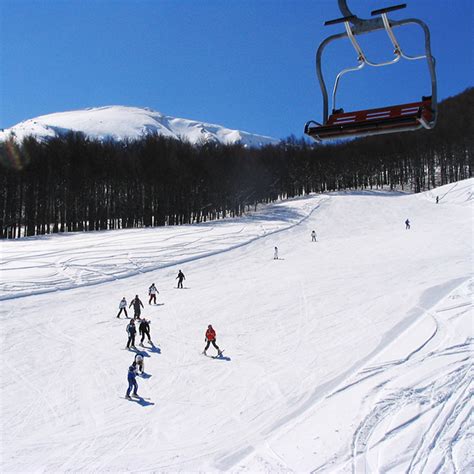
left=311, top=230, right=317, bottom=242
left=129, top=295, right=144, bottom=319
left=148, top=283, right=159, bottom=305
left=405, top=219, right=411, bottom=230
left=117, top=297, right=128, bottom=318
left=125, top=363, right=139, bottom=399
left=203, top=324, right=222, bottom=357
left=274, top=246, right=279, bottom=260
left=126, top=319, right=137, bottom=350
left=134, top=354, right=145, bottom=374
left=176, top=270, right=186, bottom=289
left=138, top=318, right=152, bottom=346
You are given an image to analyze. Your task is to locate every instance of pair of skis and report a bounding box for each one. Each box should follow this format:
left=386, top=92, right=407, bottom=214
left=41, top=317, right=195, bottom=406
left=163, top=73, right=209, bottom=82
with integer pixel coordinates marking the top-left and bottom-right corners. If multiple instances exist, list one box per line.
left=203, top=349, right=225, bottom=359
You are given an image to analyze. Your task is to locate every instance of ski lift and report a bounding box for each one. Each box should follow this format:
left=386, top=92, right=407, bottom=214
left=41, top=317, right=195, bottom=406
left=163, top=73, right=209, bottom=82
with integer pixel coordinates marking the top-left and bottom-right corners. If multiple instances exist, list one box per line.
left=304, top=2, right=437, bottom=142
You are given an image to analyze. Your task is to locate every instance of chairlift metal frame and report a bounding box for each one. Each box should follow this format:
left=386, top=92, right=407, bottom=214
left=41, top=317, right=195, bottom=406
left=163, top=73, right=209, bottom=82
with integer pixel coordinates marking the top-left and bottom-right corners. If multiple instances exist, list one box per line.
left=304, top=1, right=437, bottom=142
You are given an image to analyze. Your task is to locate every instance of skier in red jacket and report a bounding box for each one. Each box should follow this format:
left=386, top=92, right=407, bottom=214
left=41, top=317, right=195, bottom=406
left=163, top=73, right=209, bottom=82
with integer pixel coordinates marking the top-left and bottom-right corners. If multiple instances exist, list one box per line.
left=203, top=324, right=222, bottom=356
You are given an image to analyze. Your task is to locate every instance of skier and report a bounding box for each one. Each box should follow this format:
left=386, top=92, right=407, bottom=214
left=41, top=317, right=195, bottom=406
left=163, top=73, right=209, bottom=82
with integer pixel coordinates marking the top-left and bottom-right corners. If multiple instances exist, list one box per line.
left=134, top=354, right=144, bottom=375
left=116, top=297, right=128, bottom=318
left=274, top=246, right=279, bottom=260
left=125, top=362, right=139, bottom=399
left=176, top=270, right=186, bottom=289
left=203, top=324, right=222, bottom=357
left=311, top=230, right=317, bottom=242
left=138, top=318, right=152, bottom=346
left=148, top=283, right=159, bottom=305
left=436, top=196, right=439, bottom=204
left=405, top=218, right=411, bottom=230
left=129, top=295, right=144, bottom=319
left=126, top=319, right=137, bottom=350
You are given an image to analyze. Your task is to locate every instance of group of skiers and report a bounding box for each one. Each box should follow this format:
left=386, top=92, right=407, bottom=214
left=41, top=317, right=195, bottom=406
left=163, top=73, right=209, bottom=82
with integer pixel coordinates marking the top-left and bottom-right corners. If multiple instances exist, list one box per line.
left=273, top=230, right=318, bottom=261
left=124, top=217, right=418, bottom=398
left=119, top=270, right=225, bottom=400
left=125, top=317, right=152, bottom=349
left=118, top=272, right=187, bottom=320
left=117, top=286, right=158, bottom=320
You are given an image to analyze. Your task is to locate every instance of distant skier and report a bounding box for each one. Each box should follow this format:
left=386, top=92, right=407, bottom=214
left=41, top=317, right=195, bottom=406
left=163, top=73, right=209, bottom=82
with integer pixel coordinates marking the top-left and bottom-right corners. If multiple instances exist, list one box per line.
left=129, top=295, right=144, bottom=319
left=134, top=354, right=144, bottom=375
left=117, top=297, right=128, bottom=318
left=274, top=246, right=279, bottom=260
left=126, top=319, right=137, bottom=350
left=436, top=196, right=439, bottom=204
left=311, top=230, right=317, bottom=242
left=125, top=363, right=139, bottom=399
left=148, top=283, right=159, bottom=305
left=203, top=324, right=222, bottom=357
left=176, top=270, right=186, bottom=289
left=405, top=219, right=411, bottom=230
left=139, top=318, right=152, bottom=346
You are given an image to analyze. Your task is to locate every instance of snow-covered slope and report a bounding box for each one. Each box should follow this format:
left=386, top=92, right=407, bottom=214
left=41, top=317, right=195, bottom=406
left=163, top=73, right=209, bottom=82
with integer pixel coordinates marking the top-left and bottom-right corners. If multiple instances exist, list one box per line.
left=0, top=179, right=472, bottom=472
left=0, top=105, right=279, bottom=147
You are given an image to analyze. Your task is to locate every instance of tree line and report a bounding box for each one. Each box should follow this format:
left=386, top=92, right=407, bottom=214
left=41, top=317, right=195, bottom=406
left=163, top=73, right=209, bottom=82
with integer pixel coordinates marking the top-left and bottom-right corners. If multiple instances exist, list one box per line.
left=0, top=88, right=472, bottom=239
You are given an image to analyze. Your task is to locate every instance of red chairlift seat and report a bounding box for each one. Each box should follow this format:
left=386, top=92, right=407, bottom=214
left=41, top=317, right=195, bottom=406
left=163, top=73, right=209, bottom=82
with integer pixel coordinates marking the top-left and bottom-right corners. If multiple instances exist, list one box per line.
left=305, top=98, right=433, bottom=142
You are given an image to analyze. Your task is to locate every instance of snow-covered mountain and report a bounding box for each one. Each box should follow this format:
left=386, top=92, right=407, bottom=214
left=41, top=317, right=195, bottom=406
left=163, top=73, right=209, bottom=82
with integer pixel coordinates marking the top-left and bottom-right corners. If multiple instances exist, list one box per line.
left=0, top=105, right=280, bottom=147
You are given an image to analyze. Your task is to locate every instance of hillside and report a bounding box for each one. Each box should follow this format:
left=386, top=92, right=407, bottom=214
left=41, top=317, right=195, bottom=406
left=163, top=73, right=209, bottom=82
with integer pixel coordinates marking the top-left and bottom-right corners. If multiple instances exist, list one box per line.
left=0, top=179, right=472, bottom=472
left=0, top=105, right=279, bottom=147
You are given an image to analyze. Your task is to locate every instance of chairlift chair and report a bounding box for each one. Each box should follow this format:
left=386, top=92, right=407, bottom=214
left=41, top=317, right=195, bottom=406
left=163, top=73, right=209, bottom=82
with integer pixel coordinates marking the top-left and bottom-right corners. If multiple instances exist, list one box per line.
left=304, top=2, right=437, bottom=142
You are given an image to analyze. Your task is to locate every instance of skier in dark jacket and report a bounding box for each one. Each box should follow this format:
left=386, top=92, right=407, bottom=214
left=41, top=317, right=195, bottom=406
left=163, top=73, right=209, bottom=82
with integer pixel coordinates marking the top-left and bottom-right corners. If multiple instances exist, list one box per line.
left=129, top=295, right=144, bottom=319
left=203, top=324, right=222, bottom=357
left=405, top=218, right=411, bottom=230
left=176, top=270, right=185, bottom=289
left=125, top=363, right=139, bottom=399
left=139, top=318, right=152, bottom=346
left=126, top=319, right=137, bottom=349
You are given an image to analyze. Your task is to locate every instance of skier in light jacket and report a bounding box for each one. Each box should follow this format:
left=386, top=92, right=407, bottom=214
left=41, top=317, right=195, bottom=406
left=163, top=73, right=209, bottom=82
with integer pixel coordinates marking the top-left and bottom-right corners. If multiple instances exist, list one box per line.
left=117, top=297, right=128, bottom=318
left=148, top=284, right=159, bottom=305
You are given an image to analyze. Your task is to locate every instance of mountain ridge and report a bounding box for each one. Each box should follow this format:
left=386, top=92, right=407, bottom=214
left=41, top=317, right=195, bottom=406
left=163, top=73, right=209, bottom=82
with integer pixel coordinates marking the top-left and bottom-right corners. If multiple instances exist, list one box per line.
left=0, top=105, right=280, bottom=147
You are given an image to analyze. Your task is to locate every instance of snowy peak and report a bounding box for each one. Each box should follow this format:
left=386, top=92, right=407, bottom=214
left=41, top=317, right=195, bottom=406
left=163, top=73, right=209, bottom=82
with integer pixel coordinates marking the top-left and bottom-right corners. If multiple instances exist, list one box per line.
left=0, top=105, right=280, bottom=147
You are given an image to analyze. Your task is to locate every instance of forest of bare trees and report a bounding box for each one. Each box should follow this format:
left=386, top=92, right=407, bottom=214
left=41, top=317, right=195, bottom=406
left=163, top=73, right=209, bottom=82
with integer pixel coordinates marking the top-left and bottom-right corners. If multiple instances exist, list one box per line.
left=0, top=88, right=472, bottom=239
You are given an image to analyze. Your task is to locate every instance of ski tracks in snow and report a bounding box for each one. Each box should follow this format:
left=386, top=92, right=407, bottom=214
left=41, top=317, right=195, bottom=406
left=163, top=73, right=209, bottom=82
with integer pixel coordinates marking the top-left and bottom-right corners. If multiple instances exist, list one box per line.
left=348, top=279, right=473, bottom=474
left=0, top=196, right=323, bottom=301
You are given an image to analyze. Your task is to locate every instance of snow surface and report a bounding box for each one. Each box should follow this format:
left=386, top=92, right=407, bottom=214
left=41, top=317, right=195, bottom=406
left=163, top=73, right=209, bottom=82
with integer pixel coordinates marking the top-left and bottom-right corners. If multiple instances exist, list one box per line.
left=0, top=179, right=472, bottom=472
left=0, top=106, right=280, bottom=147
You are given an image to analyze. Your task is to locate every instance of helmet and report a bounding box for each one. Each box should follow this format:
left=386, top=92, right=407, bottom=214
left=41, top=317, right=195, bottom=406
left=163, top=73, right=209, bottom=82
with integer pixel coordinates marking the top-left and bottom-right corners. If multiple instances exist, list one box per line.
left=136, top=355, right=143, bottom=362
left=208, top=324, right=212, bottom=329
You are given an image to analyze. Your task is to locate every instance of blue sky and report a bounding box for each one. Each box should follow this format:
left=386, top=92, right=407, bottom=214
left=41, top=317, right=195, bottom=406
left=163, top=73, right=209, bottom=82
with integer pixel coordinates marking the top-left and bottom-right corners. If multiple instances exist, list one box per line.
left=1, top=0, right=472, bottom=139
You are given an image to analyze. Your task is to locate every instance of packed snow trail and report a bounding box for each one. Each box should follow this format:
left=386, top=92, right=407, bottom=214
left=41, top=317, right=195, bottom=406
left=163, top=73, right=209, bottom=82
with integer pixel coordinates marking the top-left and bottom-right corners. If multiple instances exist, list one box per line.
left=0, top=196, right=320, bottom=300
left=0, top=179, right=472, bottom=472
